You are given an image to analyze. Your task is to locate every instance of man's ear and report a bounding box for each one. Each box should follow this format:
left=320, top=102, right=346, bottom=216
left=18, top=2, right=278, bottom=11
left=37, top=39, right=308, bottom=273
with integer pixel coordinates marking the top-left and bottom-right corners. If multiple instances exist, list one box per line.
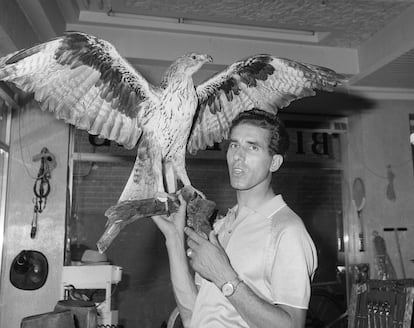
left=270, top=154, right=283, bottom=172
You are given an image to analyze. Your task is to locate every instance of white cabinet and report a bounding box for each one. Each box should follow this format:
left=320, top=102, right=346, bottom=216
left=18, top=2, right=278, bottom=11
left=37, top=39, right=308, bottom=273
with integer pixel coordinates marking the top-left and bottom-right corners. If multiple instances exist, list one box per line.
left=61, top=265, right=122, bottom=326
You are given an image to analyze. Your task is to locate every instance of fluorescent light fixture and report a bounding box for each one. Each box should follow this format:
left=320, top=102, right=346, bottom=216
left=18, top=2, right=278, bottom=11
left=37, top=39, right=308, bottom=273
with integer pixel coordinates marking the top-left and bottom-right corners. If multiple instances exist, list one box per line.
left=79, top=10, right=329, bottom=43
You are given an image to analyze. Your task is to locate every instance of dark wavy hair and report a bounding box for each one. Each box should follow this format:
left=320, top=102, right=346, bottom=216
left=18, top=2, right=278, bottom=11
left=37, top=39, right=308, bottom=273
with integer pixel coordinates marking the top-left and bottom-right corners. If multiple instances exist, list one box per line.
left=230, top=108, right=289, bottom=157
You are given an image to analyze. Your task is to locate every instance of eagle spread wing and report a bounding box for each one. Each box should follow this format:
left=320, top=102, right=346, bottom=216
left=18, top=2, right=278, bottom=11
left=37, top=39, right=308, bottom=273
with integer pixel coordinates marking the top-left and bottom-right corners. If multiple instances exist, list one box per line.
left=0, top=31, right=177, bottom=201
left=188, top=55, right=344, bottom=153
left=0, top=32, right=162, bottom=150
left=0, top=32, right=345, bottom=250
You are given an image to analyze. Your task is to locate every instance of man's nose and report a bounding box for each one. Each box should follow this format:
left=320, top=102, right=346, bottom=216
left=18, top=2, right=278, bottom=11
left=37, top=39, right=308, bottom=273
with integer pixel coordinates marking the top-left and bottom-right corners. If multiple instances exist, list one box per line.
left=232, top=147, right=245, bottom=161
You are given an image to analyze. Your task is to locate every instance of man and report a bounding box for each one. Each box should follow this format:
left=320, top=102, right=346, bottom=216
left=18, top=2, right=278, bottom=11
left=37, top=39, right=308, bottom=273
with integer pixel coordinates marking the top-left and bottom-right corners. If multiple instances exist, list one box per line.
left=153, top=108, right=317, bottom=328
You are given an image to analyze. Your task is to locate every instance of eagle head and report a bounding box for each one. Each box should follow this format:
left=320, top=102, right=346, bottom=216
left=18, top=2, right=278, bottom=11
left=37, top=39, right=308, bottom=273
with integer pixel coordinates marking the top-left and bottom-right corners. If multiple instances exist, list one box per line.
left=175, top=53, right=213, bottom=76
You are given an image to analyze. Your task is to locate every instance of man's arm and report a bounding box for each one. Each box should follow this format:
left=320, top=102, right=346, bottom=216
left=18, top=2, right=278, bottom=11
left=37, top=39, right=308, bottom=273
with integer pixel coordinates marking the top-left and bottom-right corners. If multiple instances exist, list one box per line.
left=185, top=228, right=307, bottom=328
left=226, top=282, right=306, bottom=328
left=152, top=196, right=197, bottom=327
left=163, top=229, right=198, bottom=326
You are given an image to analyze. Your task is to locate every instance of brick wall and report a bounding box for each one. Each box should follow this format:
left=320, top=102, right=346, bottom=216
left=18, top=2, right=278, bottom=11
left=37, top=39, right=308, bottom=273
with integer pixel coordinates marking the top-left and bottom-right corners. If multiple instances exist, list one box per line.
left=71, top=156, right=342, bottom=217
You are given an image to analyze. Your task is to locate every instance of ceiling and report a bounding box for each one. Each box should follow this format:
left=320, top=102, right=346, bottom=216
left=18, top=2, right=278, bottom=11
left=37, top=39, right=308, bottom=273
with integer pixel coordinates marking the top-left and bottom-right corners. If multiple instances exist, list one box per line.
left=91, top=0, right=410, bottom=48
left=1, top=0, right=414, bottom=105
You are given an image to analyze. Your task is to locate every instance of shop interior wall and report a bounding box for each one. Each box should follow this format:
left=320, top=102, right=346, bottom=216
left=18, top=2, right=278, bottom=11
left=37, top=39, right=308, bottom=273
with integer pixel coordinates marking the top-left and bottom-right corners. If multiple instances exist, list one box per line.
left=0, top=105, right=69, bottom=328
left=344, top=98, right=414, bottom=281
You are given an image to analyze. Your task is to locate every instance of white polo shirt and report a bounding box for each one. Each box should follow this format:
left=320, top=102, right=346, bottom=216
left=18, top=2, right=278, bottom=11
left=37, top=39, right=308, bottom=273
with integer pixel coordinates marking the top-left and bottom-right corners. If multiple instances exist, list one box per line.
left=190, top=195, right=318, bottom=328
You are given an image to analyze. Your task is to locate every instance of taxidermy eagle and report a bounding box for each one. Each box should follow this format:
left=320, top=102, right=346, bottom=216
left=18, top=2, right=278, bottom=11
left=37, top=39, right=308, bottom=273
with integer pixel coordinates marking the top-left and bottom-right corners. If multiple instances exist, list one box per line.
left=0, top=31, right=344, bottom=250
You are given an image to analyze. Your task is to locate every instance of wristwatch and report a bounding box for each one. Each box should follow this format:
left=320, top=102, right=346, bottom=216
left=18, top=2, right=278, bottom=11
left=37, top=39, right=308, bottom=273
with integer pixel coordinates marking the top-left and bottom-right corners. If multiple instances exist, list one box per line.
left=221, top=278, right=243, bottom=297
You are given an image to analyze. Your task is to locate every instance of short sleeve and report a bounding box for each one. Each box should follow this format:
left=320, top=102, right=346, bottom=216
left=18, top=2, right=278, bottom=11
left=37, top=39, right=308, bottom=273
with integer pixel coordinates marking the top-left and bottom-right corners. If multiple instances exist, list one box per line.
left=268, top=226, right=317, bottom=309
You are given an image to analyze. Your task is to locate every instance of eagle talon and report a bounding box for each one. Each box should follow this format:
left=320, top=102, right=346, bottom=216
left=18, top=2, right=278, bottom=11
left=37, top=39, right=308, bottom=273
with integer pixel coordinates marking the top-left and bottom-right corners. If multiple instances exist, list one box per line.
left=180, top=185, right=206, bottom=202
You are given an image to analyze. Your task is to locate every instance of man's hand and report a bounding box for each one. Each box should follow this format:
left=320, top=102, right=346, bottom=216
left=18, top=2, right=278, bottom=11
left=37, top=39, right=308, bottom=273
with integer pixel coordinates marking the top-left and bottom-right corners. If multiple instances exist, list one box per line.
left=152, top=193, right=187, bottom=242
left=185, top=228, right=238, bottom=287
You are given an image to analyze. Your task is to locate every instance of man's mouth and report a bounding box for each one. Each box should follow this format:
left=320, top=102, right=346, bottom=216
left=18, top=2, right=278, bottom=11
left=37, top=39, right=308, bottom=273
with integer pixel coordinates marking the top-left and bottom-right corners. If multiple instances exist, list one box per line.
left=231, top=167, right=244, bottom=176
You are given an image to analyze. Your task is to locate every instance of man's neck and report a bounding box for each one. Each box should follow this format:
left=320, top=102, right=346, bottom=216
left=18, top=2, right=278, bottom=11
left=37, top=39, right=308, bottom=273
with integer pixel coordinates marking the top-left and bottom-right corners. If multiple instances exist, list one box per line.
left=236, top=186, right=275, bottom=213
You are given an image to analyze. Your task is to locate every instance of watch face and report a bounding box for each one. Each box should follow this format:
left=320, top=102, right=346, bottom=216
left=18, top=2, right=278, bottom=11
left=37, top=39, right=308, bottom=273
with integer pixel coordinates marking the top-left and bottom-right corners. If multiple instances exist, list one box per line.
left=222, top=282, right=235, bottom=297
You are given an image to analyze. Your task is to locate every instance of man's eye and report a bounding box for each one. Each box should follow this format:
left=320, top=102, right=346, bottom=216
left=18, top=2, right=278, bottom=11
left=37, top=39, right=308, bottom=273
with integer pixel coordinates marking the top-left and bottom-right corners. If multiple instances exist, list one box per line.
left=229, top=143, right=237, bottom=149
left=249, top=145, right=259, bottom=151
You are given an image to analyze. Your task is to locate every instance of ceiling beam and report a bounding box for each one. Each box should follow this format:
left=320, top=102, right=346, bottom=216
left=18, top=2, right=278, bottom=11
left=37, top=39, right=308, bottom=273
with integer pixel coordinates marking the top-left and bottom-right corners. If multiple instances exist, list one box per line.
left=55, top=0, right=80, bottom=23
left=16, top=0, right=66, bottom=41
left=79, top=11, right=330, bottom=44
left=350, top=5, right=414, bottom=85
left=0, top=26, right=17, bottom=56
left=67, top=22, right=359, bottom=75
left=0, top=0, right=39, bottom=49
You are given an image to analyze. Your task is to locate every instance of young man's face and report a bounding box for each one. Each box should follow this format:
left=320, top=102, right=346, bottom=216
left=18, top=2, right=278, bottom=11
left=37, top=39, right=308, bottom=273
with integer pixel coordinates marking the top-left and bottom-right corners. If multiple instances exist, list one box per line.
left=226, top=123, right=282, bottom=192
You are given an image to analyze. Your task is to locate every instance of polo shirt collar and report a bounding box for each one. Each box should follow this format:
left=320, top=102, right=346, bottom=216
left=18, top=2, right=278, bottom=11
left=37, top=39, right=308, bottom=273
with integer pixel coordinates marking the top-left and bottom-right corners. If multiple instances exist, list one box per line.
left=230, top=194, right=286, bottom=220
left=254, top=194, right=286, bottom=218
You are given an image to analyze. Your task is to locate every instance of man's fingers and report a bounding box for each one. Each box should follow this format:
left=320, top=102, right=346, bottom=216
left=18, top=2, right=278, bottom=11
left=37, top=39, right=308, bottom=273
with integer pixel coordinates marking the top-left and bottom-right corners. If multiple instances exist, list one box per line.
left=173, top=193, right=187, bottom=219
left=187, top=238, right=199, bottom=250
left=152, top=214, right=167, bottom=221
left=152, top=214, right=173, bottom=224
left=184, top=227, right=206, bottom=243
left=209, top=231, right=220, bottom=246
left=152, top=215, right=166, bottom=224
